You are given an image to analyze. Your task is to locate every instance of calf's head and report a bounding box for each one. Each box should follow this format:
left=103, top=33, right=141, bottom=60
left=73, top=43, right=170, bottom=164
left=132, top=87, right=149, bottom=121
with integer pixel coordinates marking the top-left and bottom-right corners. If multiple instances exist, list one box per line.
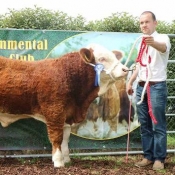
left=80, top=43, right=128, bottom=95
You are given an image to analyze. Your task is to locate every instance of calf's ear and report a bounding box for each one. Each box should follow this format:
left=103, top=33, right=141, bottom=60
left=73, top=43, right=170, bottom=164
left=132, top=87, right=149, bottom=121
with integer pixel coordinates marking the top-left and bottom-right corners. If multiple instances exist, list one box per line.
left=112, top=50, right=124, bottom=61
left=79, top=48, right=95, bottom=64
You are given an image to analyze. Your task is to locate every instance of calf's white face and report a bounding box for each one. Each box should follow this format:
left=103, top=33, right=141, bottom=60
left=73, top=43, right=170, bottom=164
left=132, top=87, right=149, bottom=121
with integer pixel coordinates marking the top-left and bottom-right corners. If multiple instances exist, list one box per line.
left=87, top=44, right=128, bottom=95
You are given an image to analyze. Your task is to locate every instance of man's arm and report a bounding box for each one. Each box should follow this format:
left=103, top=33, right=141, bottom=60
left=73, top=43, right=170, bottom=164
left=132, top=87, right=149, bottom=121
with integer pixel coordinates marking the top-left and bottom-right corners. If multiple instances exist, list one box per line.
left=145, top=36, right=167, bottom=53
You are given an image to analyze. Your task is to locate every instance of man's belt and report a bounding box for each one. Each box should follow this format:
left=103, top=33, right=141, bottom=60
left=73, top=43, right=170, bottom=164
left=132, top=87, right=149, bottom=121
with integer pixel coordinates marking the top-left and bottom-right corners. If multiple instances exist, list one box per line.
left=138, top=81, right=164, bottom=87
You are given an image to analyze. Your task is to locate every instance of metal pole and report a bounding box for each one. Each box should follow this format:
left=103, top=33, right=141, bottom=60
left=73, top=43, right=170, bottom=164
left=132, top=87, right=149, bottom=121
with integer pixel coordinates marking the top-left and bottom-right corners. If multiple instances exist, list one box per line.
left=0, top=150, right=174, bottom=158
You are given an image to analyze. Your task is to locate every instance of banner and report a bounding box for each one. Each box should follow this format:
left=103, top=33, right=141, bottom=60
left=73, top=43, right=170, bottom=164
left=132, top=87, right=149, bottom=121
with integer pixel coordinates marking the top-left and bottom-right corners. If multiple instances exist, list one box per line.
left=0, top=29, right=141, bottom=150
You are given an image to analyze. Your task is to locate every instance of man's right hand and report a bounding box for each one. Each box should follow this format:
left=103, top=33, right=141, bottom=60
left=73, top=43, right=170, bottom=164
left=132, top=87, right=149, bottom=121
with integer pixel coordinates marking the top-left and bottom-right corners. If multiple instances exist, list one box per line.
left=127, top=84, right=134, bottom=95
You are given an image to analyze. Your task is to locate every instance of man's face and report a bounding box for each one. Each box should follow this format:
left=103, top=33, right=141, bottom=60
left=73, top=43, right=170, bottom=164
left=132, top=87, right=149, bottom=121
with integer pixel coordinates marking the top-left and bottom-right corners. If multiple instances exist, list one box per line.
left=139, top=13, right=157, bottom=35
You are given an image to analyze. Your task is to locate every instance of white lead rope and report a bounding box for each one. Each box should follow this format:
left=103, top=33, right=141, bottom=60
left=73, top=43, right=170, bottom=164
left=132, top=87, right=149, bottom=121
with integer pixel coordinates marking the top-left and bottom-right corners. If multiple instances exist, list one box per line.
left=124, top=35, right=150, bottom=67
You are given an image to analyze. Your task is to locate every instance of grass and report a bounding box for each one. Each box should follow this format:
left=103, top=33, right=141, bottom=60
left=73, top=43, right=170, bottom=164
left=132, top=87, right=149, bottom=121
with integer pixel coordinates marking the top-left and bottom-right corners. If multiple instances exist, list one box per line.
left=1, top=154, right=175, bottom=174
left=167, top=135, right=175, bottom=148
left=16, top=157, right=40, bottom=165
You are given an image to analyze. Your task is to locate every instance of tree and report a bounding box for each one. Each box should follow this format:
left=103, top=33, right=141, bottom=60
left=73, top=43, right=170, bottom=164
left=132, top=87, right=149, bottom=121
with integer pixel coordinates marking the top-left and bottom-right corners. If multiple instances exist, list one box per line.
left=0, top=6, right=87, bottom=30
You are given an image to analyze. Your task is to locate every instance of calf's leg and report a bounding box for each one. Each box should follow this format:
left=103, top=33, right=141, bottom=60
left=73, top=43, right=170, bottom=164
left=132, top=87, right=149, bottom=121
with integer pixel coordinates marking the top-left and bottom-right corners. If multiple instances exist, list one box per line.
left=46, top=118, right=65, bottom=167
left=61, top=123, right=71, bottom=163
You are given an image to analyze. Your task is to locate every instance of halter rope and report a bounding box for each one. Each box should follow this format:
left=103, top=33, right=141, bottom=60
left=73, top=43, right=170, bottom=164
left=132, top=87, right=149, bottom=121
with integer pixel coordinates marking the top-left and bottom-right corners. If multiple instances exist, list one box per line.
left=136, top=38, right=157, bottom=124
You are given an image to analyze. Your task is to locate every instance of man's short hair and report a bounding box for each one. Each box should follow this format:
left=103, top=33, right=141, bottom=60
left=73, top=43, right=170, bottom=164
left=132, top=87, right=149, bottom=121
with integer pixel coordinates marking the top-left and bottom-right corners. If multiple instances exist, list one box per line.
left=140, top=11, right=156, bottom=21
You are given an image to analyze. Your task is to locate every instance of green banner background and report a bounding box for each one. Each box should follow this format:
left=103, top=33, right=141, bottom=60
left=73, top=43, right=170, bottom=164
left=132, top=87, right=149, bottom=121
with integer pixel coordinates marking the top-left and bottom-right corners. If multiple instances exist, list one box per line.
left=0, top=29, right=141, bottom=151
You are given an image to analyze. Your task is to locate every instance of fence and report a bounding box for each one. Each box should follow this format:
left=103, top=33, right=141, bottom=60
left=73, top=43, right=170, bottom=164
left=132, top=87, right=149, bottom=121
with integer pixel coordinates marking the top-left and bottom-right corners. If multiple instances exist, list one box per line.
left=165, top=34, right=175, bottom=154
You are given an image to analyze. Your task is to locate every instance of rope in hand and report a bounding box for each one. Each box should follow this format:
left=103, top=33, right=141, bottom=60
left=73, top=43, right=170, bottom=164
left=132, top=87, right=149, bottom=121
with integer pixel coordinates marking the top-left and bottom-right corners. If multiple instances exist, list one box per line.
left=136, top=37, right=157, bottom=124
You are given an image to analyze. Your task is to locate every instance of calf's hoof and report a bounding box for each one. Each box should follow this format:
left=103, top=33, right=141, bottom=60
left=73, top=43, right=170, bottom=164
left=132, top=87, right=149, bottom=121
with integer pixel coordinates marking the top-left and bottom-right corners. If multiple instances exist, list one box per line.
left=54, top=160, right=64, bottom=168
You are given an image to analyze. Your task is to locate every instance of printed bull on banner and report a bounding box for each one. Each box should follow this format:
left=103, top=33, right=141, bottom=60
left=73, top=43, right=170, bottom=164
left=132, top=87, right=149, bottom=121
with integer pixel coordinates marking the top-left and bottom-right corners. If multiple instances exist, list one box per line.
left=71, top=60, right=139, bottom=140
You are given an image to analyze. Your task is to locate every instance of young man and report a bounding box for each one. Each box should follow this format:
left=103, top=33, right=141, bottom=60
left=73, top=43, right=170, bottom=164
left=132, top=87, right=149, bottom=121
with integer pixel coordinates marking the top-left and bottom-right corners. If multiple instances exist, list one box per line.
left=127, top=11, right=171, bottom=170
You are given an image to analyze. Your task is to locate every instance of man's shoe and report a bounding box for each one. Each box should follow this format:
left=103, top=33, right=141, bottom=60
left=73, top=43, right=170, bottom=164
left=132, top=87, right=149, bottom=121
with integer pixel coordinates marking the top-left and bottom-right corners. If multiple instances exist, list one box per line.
left=153, top=160, right=164, bottom=170
left=135, top=158, right=153, bottom=167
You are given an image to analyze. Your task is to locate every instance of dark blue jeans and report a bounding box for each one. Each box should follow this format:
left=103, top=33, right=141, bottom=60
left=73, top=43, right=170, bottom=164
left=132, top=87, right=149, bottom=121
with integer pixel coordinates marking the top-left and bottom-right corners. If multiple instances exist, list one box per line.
left=136, top=81, right=167, bottom=163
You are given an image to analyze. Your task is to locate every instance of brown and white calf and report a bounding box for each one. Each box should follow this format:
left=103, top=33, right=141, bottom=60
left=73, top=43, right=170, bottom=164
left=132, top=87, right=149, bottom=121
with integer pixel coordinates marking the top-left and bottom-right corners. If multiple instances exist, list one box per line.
left=0, top=44, right=128, bottom=167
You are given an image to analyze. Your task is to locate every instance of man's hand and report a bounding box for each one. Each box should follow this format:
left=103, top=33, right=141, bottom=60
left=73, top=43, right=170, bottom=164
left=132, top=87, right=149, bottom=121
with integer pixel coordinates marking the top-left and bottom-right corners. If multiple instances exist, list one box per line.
left=144, top=36, right=154, bottom=45
left=144, top=36, right=167, bottom=53
left=127, top=83, right=134, bottom=95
